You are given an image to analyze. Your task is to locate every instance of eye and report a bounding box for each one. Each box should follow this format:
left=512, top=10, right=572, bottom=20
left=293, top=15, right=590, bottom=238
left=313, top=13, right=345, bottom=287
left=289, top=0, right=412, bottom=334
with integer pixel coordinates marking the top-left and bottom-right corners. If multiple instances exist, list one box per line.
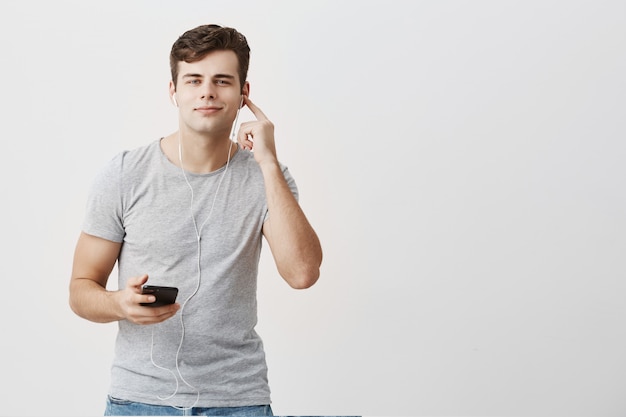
left=216, top=79, right=230, bottom=86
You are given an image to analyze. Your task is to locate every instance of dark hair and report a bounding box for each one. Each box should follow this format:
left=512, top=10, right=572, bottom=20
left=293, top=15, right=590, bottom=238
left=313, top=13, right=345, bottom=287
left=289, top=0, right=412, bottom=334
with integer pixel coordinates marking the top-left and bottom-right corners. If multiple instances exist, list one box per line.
left=170, top=24, right=250, bottom=91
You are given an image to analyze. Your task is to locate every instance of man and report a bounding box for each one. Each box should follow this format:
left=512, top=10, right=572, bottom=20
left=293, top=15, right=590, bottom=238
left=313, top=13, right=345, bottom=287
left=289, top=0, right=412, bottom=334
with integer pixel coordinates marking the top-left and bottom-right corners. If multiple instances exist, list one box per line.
left=69, top=24, right=322, bottom=416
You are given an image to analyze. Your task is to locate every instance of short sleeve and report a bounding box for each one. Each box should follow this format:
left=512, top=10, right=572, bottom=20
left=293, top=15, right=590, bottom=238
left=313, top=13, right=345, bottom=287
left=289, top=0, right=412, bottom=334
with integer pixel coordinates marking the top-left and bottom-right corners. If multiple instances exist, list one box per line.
left=81, top=152, right=126, bottom=243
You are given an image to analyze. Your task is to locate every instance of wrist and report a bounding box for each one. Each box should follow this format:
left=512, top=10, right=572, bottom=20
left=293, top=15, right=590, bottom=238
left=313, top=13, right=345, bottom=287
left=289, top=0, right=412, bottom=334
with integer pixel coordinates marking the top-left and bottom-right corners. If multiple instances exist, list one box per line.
left=108, top=290, right=126, bottom=321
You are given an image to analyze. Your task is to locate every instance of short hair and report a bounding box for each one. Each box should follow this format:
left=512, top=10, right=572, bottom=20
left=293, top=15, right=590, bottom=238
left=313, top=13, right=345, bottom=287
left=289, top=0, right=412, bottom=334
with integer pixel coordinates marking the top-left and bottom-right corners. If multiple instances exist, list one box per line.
left=169, top=24, right=250, bottom=91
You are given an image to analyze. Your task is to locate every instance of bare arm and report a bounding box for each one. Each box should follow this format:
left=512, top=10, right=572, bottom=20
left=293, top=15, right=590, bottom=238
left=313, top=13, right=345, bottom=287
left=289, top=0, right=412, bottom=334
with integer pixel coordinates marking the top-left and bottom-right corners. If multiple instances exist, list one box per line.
left=261, top=162, right=322, bottom=288
left=238, top=96, right=323, bottom=289
left=69, top=232, right=179, bottom=324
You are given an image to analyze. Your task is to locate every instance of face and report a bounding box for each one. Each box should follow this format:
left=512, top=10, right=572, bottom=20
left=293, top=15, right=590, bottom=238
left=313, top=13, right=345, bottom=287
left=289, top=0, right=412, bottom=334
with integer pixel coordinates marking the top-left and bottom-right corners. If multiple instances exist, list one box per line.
left=170, top=50, right=249, bottom=138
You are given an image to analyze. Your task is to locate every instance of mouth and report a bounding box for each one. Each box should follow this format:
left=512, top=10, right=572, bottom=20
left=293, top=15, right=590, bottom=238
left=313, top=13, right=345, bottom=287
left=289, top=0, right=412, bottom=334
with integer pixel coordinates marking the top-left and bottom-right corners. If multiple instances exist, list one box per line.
left=194, top=105, right=222, bottom=115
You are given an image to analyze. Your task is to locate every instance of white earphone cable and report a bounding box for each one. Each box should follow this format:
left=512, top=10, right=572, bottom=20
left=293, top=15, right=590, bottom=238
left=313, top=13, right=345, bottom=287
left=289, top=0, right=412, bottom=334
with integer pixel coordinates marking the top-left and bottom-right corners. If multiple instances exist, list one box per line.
left=148, top=96, right=242, bottom=410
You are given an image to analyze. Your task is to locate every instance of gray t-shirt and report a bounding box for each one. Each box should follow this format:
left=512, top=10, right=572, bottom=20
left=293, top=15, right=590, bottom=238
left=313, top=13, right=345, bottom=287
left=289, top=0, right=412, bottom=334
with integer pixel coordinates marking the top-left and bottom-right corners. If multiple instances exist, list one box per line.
left=82, top=138, right=298, bottom=408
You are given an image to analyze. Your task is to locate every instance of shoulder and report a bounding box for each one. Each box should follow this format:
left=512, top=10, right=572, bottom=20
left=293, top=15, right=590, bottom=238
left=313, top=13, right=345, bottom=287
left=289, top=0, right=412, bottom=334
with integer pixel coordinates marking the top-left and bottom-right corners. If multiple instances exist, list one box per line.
left=90, top=140, right=161, bottom=191
left=119, top=140, right=160, bottom=168
left=231, top=149, right=293, bottom=180
left=99, top=140, right=160, bottom=175
left=233, top=149, right=299, bottom=197
left=234, top=149, right=291, bottom=174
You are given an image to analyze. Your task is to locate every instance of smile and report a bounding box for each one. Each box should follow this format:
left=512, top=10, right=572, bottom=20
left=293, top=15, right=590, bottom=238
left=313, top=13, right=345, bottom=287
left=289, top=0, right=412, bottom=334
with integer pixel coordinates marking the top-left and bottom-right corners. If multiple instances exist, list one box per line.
left=194, top=106, right=222, bottom=115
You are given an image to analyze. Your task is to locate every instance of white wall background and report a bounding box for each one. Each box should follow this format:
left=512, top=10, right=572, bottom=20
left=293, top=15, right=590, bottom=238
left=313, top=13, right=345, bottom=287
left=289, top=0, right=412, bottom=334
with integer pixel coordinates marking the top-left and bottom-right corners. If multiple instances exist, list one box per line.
left=1, top=0, right=625, bottom=416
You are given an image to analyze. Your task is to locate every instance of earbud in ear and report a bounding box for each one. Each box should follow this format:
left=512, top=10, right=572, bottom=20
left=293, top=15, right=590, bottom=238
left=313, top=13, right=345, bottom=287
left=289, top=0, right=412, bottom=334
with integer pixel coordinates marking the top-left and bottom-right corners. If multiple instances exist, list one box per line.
left=239, top=95, right=244, bottom=108
left=172, top=93, right=178, bottom=107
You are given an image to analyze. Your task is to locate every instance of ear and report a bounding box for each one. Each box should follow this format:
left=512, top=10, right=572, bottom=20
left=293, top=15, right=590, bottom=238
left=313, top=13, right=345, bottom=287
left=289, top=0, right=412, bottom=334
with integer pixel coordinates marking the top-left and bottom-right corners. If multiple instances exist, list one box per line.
left=241, top=81, right=250, bottom=104
left=168, top=81, right=177, bottom=107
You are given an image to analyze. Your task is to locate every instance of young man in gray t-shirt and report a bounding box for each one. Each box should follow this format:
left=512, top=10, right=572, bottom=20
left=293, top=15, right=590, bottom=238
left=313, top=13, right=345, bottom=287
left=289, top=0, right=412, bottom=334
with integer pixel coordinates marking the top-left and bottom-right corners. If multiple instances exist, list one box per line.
left=69, top=24, right=322, bottom=416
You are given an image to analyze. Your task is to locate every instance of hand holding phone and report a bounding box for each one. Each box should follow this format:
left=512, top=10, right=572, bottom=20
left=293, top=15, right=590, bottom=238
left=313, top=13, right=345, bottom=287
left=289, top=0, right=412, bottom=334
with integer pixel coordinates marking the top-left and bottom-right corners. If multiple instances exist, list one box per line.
left=140, top=285, right=178, bottom=307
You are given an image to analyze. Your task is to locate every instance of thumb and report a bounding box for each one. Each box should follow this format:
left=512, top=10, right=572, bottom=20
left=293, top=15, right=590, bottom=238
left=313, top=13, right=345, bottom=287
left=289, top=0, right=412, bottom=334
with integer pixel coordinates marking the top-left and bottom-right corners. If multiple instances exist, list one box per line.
left=127, top=274, right=149, bottom=291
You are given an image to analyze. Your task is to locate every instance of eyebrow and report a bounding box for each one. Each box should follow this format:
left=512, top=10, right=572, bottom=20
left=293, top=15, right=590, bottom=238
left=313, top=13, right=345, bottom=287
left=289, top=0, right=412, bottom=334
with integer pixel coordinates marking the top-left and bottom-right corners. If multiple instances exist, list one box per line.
left=181, top=73, right=236, bottom=80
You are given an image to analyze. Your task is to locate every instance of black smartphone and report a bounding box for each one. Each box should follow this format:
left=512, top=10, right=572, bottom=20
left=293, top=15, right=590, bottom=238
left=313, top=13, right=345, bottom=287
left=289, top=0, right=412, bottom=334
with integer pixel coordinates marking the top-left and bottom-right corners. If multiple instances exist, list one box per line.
left=140, top=285, right=179, bottom=307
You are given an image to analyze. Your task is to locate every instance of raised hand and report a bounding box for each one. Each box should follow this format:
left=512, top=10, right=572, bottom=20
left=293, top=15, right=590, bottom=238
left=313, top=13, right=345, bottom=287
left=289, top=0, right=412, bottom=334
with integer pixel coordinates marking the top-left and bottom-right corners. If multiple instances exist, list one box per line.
left=237, top=96, right=279, bottom=167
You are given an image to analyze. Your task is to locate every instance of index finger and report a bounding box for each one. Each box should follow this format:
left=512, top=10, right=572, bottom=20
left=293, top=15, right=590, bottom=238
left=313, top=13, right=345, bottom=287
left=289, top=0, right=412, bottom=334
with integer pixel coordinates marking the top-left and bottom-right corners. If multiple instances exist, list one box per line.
left=243, top=95, right=269, bottom=121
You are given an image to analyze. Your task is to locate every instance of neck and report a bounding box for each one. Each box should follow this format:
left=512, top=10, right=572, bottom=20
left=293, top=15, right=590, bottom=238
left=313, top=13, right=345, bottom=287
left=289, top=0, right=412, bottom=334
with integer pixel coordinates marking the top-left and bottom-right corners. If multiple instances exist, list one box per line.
left=176, top=132, right=236, bottom=174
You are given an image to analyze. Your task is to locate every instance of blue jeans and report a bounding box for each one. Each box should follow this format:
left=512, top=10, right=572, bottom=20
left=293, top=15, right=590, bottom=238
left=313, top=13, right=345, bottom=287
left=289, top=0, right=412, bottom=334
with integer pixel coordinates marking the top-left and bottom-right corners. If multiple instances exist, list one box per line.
left=104, top=395, right=273, bottom=416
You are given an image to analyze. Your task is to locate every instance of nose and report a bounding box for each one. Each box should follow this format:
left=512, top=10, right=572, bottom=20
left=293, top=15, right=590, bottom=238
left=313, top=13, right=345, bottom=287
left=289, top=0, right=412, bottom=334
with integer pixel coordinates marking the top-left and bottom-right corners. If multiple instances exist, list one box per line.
left=201, top=82, right=216, bottom=101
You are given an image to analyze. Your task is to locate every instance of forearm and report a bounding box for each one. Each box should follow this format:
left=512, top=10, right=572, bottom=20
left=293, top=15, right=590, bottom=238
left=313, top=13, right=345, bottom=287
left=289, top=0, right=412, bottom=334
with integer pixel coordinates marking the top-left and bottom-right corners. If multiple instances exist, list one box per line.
left=69, top=278, right=124, bottom=323
left=261, top=161, right=323, bottom=288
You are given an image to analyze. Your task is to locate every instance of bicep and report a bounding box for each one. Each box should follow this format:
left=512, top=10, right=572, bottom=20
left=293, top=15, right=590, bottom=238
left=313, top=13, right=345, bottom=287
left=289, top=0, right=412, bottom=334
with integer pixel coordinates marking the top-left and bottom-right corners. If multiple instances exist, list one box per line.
left=71, top=232, right=122, bottom=288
